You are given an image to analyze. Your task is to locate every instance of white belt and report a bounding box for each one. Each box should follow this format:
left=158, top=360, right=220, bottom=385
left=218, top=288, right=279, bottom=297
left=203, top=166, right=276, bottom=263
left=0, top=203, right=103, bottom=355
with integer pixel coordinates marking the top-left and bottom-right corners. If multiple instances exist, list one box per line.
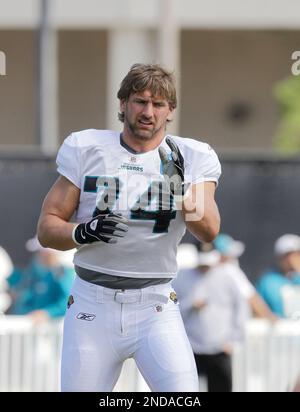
left=97, top=289, right=169, bottom=304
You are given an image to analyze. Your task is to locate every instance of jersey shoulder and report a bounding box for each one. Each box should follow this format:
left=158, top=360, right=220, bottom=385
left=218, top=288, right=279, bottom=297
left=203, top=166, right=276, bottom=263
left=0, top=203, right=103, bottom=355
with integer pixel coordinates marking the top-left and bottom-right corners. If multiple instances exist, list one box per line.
left=56, top=130, right=119, bottom=188
left=70, top=129, right=119, bottom=150
left=170, top=135, right=215, bottom=156
left=168, top=135, right=221, bottom=183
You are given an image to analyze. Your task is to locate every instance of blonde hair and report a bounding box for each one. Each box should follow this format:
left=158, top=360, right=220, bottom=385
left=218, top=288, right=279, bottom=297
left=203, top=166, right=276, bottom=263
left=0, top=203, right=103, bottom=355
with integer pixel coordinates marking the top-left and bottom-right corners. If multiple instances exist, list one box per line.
left=117, top=63, right=177, bottom=122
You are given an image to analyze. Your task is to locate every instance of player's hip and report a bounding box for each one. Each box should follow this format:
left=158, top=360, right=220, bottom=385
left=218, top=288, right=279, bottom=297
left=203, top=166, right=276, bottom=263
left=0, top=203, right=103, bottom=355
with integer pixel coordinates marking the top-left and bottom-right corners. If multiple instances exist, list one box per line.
left=69, top=275, right=178, bottom=305
left=63, top=275, right=184, bottom=343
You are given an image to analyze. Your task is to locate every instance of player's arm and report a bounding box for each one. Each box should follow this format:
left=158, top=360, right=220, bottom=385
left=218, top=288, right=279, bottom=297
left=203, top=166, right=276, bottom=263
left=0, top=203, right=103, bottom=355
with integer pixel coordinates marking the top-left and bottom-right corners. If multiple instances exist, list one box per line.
left=181, top=181, right=220, bottom=242
left=159, top=137, right=220, bottom=243
left=248, top=293, right=278, bottom=322
left=38, top=176, right=129, bottom=250
left=37, top=175, right=80, bottom=250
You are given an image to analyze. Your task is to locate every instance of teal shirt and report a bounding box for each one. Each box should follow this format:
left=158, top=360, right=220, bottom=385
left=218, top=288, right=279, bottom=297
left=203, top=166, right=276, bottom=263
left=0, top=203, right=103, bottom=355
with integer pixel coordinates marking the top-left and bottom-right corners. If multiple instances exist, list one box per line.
left=256, top=269, right=300, bottom=317
left=7, top=260, right=75, bottom=318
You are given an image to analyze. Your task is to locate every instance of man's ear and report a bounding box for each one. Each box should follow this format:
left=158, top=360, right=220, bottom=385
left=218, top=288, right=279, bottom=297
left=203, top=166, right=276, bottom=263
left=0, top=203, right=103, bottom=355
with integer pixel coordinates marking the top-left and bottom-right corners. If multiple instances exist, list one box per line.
left=120, top=99, right=126, bottom=113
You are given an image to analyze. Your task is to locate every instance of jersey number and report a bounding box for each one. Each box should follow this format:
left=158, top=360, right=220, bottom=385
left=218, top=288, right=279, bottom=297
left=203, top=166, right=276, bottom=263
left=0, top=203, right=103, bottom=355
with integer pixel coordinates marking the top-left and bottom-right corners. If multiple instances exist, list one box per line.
left=84, top=176, right=176, bottom=233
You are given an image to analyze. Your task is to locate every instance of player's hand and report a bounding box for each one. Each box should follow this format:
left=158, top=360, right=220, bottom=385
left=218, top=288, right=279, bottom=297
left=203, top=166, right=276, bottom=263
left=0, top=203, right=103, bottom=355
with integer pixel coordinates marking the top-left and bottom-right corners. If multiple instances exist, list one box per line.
left=158, top=136, right=185, bottom=196
left=72, top=212, right=129, bottom=245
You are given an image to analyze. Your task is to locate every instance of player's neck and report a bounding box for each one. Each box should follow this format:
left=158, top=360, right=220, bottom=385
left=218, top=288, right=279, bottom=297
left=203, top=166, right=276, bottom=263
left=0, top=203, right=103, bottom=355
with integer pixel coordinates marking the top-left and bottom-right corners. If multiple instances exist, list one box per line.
left=121, top=128, right=165, bottom=153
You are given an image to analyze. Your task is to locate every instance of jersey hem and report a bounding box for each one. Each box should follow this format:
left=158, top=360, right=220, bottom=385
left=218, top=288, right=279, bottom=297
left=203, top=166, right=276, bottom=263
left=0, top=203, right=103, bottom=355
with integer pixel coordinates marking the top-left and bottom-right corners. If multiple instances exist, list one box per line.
left=73, top=260, right=177, bottom=278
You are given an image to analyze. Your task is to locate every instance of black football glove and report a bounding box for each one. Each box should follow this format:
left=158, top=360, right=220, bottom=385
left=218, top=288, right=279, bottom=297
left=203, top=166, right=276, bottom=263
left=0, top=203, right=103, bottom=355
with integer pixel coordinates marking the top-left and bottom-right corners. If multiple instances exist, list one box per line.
left=158, top=136, right=185, bottom=197
left=72, top=212, right=128, bottom=245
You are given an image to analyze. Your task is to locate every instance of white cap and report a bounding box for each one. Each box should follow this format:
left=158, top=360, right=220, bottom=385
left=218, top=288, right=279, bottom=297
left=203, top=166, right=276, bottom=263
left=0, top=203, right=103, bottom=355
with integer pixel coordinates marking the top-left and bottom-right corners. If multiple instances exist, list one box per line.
left=25, top=236, right=43, bottom=252
left=177, top=243, right=199, bottom=270
left=197, top=243, right=220, bottom=267
left=0, top=246, right=13, bottom=280
left=25, top=236, right=76, bottom=267
left=197, top=250, right=220, bottom=267
left=274, top=234, right=300, bottom=256
left=25, top=235, right=56, bottom=253
left=214, top=234, right=245, bottom=258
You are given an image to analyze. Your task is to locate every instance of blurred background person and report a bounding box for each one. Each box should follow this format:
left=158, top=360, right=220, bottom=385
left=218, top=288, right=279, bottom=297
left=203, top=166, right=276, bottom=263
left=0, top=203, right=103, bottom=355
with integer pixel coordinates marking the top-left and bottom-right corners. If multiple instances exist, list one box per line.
left=256, top=234, right=300, bottom=318
left=214, top=234, right=278, bottom=322
left=0, top=245, right=13, bottom=314
left=6, top=236, right=75, bottom=323
left=173, top=243, right=250, bottom=392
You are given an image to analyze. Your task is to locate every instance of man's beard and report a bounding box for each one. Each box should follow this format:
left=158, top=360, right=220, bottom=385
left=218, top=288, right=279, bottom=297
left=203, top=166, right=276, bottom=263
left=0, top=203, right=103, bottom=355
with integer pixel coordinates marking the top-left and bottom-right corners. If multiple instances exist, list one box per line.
left=129, top=125, right=154, bottom=140
left=125, top=115, right=160, bottom=141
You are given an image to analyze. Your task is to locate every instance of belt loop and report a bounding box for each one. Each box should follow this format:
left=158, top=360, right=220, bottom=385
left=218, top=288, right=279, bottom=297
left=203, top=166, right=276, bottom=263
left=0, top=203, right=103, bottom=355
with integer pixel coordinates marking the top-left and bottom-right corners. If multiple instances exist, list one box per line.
left=96, top=286, right=104, bottom=303
left=114, top=290, right=120, bottom=302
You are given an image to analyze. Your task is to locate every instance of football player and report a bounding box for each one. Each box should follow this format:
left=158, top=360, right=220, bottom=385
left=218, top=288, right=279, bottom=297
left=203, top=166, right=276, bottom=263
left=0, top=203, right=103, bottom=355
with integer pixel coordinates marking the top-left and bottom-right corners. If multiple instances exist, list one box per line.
left=37, top=63, right=221, bottom=392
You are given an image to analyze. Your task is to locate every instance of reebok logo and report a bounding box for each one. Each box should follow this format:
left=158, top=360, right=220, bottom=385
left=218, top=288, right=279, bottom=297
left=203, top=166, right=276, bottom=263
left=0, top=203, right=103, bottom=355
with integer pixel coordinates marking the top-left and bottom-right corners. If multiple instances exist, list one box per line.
left=76, top=312, right=96, bottom=321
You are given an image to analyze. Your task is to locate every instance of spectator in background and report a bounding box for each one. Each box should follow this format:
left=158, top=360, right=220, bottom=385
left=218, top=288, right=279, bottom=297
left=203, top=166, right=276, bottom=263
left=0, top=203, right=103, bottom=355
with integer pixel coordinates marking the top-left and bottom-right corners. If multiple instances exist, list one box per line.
left=173, top=243, right=249, bottom=392
left=176, top=243, right=199, bottom=271
left=257, top=234, right=300, bottom=318
left=214, top=234, right=278, bottom=322
left=6, top=236, right=75, bottom=323
left=0, top=245, right=13, bottom=313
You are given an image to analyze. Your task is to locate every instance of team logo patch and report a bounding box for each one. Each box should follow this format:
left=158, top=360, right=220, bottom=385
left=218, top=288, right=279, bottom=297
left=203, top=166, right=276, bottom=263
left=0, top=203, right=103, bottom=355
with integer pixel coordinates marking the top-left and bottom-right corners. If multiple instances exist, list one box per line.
left=169, top=292, right=178, bottom=304
left=67, top=295, right=74, bottom=309
left=76, top=312, right=96, bottom=321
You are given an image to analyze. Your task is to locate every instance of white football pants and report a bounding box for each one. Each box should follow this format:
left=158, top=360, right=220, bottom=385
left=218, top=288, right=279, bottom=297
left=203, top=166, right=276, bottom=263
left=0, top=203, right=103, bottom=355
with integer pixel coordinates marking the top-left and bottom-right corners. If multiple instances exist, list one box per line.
left=61, top=276, right=199, bottom=392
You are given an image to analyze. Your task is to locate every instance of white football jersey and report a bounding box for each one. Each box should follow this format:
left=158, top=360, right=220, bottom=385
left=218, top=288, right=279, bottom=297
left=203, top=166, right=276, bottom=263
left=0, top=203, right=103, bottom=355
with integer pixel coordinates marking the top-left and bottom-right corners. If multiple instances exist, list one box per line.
left=56, top=129, right=221, bottom=278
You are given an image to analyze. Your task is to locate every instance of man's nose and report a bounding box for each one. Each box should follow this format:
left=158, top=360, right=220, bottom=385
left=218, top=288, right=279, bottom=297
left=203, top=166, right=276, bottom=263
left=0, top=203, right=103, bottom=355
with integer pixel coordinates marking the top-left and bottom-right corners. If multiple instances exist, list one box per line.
left=142, top=102, right=154, bottom=117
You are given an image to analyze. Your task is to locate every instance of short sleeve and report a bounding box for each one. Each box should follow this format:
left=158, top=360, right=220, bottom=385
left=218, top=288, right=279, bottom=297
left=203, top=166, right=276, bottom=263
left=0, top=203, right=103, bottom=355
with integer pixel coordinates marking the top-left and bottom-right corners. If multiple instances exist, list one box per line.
left=56, top=133, right=81, bottom=188
left=188, top=145, right=222, bottom=186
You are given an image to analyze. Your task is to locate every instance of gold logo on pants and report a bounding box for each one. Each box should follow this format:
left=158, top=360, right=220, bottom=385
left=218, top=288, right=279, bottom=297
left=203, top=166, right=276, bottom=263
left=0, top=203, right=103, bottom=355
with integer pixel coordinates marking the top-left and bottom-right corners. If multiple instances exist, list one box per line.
left=169, top=292, right=178, bottom=303
left=67, top=295, right=74, bottom=309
